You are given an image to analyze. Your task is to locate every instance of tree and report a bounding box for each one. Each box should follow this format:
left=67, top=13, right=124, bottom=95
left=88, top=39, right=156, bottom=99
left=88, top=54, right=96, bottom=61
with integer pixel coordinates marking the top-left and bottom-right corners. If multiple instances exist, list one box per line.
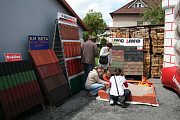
left=100, top=38, right=107, bottom=45
left=142, top=0, right=165, bottom=24
left=83, top=9, right=107, bottom=42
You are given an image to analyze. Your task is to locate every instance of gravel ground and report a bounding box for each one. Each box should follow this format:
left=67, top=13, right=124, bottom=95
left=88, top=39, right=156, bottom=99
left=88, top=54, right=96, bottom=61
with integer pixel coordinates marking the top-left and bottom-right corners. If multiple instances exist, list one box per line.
left=24, top=79, right=180, bottom=120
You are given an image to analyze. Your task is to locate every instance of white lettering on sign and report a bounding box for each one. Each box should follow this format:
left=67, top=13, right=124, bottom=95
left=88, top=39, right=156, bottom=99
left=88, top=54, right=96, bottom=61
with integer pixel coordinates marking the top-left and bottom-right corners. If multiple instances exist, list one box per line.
left=58, top=12, right=77, bottom=24
left=173, top=75, right=180, bottom=91
left=109, top=38, right=143, bottom=46
left=6, top=55, right=21, bottom=59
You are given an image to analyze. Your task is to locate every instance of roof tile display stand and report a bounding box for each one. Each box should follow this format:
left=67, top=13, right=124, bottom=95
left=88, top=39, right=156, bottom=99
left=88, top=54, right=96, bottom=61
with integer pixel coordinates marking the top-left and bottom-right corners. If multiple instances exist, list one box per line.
left=52, top=19, right=84, bottom=95
left=97, top=80, right=158, bottom=106
left=29, top=49, right=71, bottom=107
left=161, top=0, right=180, bottom=95
left=0, top=61, right=44, bottom=119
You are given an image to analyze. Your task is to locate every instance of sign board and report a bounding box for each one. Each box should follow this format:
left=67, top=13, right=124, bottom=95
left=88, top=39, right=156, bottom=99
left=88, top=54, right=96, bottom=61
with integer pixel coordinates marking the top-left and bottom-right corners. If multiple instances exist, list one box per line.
left=4, top=53, right=22, bottom=62
left=29, top=35, right=49, bottom=50
left=109, top=38, right=143, bottom=46
left=57, top=12, right=77, bottom=26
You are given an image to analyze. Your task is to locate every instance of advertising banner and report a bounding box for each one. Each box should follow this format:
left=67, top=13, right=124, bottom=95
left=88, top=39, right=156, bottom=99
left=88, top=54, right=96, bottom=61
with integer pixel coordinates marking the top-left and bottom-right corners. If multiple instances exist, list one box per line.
left=4, top=53, right=22, bottom=62
left=29, top=35, right=49, bottom=50
left=109, top=38, right=143, bottom=46
left=57, top=12, right=77, bottom=26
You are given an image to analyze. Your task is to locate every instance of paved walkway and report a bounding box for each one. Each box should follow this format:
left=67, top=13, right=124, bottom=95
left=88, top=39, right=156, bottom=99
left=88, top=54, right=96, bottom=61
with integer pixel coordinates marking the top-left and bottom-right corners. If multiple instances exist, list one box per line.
left=26, top=79, right=180, bottom=120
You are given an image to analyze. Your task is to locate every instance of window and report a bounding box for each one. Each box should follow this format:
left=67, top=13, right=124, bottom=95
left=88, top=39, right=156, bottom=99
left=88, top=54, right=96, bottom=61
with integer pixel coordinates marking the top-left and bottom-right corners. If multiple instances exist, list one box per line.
left=137, top=21, right=143, bottom=25
left=139, top=4, right=141, bottom=7
left=135, top=4, right=137, bottom=7
left=150, top=21, right=157, bottom=24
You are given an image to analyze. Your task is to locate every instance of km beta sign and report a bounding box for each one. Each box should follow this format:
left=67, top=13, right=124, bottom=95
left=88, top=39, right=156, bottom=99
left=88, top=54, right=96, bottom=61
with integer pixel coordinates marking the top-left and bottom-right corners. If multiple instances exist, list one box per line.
left=4, top=53, right=22, bottom=62
left=109, top=38, right=143, bottom=46
left=29, top=35, right=49, bottom=50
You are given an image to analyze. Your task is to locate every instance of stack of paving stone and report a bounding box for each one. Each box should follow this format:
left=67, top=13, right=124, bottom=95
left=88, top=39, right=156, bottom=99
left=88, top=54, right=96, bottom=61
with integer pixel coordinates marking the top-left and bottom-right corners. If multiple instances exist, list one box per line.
left=109, top=46, right=143, bottom=76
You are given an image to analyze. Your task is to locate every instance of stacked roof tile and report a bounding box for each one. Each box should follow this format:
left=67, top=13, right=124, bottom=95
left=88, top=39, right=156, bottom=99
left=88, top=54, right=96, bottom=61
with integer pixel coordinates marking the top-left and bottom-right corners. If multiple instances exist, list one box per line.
left=30, top=49, right=71, bottom=106
left=66, top=58, right=83, bottom=77
left=60, top=24, right=80, bottom=40
left=63, top=42, right=81, bottom=58
left=0, top=60, right=44, bottom=119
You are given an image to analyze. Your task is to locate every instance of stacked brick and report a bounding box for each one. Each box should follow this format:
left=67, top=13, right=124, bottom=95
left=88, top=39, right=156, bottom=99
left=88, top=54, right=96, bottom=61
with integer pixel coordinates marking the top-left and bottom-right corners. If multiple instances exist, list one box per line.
left=109, top=46, right=143, bottom=76
left=30, top=49, right=71, bottom=106
left=109, top=46, right=124, bottom=74
left=124, top=62, right=143, bottom=75
left=124, top=46, right=143, bottom=62
left=150, top=28, right=164, bottom=78
left=124, top=47, right=143, bottom=76
left=0, top=61, right=44, bottom=119
left=108, top=25, right=165, bottom=78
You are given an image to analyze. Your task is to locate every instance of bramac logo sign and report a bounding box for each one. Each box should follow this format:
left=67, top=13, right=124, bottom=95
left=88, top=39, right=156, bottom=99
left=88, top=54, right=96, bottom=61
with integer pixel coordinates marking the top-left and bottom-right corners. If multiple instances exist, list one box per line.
left=57, top=12, right=77, bottom=24
left=109, top=38, right=143, bottom=46
left=4, top=53, right=22, bottom=62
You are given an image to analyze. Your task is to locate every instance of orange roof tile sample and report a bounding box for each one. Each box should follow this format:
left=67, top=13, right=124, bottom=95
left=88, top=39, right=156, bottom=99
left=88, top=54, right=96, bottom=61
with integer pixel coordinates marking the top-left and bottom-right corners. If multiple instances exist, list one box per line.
left=30, top=49, right=59, bottom=66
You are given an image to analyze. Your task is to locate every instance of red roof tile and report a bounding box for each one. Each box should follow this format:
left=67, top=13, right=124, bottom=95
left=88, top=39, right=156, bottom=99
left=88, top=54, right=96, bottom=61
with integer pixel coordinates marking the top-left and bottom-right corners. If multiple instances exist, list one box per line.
left=37, top=63, right=63, bottom=79
left=110, top=0, right=161, bottom=16
left=30, top=49, right=59, bottom=66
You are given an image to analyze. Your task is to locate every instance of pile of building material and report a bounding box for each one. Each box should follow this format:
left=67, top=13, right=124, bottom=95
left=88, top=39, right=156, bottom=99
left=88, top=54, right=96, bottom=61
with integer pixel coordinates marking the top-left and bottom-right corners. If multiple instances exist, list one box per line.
left=150, top=28, right=164, bottom=78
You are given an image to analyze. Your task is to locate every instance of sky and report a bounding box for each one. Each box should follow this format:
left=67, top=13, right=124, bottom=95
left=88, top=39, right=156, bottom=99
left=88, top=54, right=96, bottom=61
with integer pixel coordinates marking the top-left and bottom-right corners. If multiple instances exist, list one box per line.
left=66, top=0, right=132, bottom=27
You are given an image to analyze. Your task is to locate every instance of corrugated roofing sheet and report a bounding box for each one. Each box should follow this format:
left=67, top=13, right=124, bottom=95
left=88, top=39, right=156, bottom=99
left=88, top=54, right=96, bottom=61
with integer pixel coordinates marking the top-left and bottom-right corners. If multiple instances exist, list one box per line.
left=42, top=74, right=68, bottom=92
left=0, top=61, right=43, bottom=119
left=48, top=83, right=71, bottom=105
left=37, top=63, right=63, bottom=79
left=30, top=49, right=59, bottom=66
left=30, top=49, right=71, bottom=106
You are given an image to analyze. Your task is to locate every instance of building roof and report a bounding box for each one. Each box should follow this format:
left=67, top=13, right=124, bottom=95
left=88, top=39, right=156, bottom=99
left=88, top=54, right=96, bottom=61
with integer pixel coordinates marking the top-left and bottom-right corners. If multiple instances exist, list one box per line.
left=110, top=0, right=161, bottom=17
left=57, top=0, right=89, bottom=31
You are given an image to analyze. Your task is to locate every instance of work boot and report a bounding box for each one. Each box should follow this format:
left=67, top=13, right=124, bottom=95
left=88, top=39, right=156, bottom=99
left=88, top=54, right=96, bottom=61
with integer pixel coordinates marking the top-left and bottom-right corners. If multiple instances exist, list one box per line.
left=88, top=92, right=97, bottom=97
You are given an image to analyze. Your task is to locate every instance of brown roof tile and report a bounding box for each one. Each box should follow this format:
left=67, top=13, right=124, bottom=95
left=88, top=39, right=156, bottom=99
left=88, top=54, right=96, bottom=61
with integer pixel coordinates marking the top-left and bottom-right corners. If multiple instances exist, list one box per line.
left=42, top=74, right=68, bottom=92
left=110, top=0, right=161, bottom=16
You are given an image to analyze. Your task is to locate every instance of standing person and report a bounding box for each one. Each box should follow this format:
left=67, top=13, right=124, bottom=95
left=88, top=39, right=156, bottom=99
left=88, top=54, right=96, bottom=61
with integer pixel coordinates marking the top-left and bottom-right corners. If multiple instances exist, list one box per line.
left=85, top=64, right=109, bottom=97
left=81, top=36, right=99, bottom=89
left=109, top=68, right=131, bottom=106
left=99, top=43, right=113, bottom=72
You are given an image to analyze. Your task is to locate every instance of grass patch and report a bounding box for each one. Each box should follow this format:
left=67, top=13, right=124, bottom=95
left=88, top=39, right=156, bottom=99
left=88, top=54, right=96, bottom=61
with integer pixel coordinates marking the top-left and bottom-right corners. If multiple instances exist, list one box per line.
left=95, top=57, right=99, bottom=67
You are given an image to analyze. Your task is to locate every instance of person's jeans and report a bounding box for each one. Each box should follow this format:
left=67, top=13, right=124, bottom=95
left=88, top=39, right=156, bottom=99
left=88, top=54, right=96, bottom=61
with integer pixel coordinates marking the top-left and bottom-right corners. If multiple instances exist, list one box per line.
left=109, top=89, right=131, bottom=102
left=87, top=83, right=105, bottom=95
left=83, top=63, right=94, bottom=89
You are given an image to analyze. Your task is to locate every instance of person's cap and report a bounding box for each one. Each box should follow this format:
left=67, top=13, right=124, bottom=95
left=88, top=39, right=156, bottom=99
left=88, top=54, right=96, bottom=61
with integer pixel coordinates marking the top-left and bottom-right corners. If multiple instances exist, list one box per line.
left=88, top=35, right=95, bottom=40
left=95, top=64, right=104, bottom=69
